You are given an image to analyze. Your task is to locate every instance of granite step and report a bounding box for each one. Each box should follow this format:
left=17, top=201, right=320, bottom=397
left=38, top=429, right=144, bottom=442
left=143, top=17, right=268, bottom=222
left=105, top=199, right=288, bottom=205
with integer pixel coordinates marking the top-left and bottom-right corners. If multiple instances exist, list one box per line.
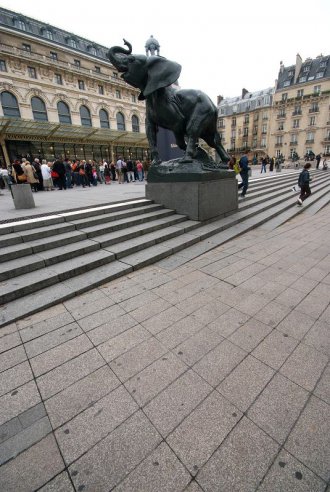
left=0, top=249, right=115, bottom=304
left=92, top=214, right=190, bottom=248
left=0, top=222, right=77, bottom=248
left=0, top=261, right=133, bottom=327
left=0, top=239, right=101, bottom=281
left=68, top=203, right=163, bottom=228
left=0, top=231, right=88, bottom=263
left=0, top=198, right=152, bottom=234
left=79, top=208, right=177, bottom=238
left=0, top=217, right=196, bottom=281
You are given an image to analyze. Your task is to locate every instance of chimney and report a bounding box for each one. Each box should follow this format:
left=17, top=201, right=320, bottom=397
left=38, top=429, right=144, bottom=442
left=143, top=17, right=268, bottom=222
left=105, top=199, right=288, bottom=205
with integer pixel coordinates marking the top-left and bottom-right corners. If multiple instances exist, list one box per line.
left=242, top=88, right=248, bottom=99
left=294, top=53, right=302, bottom=83
left=279, top=61, right=284, bottom=74
left=217, top=95, right=223, bottom=105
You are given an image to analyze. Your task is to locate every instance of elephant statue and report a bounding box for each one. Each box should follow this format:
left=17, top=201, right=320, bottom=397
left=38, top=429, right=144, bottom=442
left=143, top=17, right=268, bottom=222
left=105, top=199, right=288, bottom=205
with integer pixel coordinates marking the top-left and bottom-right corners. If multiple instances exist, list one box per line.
left=107, top=40, right=229, bottom=166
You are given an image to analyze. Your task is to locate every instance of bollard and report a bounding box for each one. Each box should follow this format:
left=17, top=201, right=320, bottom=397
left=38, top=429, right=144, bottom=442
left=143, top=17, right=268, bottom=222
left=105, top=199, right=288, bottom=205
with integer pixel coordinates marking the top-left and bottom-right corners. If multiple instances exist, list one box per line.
left=11, top=184, right=36, bottom=209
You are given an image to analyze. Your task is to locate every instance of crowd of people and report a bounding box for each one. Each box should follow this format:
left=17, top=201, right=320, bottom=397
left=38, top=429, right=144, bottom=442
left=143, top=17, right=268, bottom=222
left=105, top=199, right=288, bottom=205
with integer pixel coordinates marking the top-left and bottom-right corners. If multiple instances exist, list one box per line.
left=0, top=157, right=150, bottom=191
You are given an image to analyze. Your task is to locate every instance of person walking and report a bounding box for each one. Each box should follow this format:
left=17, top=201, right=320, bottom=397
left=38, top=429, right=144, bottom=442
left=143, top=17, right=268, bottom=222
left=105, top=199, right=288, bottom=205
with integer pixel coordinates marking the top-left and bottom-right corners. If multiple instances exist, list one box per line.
left=316, top=154, right=321, bottom=169
left=238, top=150, right=250, bottom=198
left=260, top=157, right=267, bottom=173
left=297, top=162, right=312, bottom=206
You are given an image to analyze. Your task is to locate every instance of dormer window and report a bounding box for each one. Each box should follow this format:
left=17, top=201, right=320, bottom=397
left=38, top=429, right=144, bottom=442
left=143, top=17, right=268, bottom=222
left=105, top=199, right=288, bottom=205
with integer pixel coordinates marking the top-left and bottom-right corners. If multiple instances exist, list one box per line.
left=320, top=61, right=327, bottom=68
left=288, top=70, right=294, bottom=77
left=88, top=46, right=97, bottom=56
left=13, top=18, right=26, bottom=31
left=299, top=76, right=307, bottom=83
left=283, top=80, right=290, bottom=87
left=303, top=65, right=310, bottom=72
left=45, top=29, right=53, bottom=40
left=316, top=71, right=324, bottom=79
left=67, top=38, right=77, bottom=49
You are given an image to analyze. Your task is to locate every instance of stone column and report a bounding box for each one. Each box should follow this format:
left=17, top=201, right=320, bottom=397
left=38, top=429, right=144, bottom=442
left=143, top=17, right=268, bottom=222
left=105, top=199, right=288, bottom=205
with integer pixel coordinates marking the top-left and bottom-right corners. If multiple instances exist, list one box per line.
left=0, top=137, right=11, bottom=168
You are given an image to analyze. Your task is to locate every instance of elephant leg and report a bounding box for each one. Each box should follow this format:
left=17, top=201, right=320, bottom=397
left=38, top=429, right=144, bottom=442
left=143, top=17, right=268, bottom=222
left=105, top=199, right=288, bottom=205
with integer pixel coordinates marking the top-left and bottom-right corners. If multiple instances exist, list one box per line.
left=182, top=136, right=197, bottom=162
left=214, top=132, right=230, bottom=163
left=174, top=133, right=187, bottom=151
left=203, top=133, right=230, bottom=166
left=182, top=106, right=211, bottom=162
left=146, top=118, right=161, bottom=165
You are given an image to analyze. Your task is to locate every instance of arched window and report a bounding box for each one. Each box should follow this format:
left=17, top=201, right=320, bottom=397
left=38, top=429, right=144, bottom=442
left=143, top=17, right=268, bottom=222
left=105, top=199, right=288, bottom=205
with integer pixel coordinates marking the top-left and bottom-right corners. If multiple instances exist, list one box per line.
left=31, top=96, right=48, bottom=121
left=116, top=112, right=125, bottom=131
left=132, top=115, right=140, bottom=132
left=99, top=109, right=109, bottom=129
left=57, top=101, right=71, bottom=124
left=80, top=105, right=92, bottom=127
left=1, top=91, right=21, bottom=118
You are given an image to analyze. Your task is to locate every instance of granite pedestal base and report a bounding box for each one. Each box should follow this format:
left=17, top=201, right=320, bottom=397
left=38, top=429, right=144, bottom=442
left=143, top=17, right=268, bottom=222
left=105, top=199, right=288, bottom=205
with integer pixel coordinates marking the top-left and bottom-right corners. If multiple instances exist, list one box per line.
left=146, top=178, right=238, bottom=221
left=11, top=184, right=35, bottom=209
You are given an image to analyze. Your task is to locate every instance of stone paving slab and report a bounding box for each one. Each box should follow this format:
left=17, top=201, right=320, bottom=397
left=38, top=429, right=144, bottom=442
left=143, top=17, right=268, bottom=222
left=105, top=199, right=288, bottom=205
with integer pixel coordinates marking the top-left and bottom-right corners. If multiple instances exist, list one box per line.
left=196, top=417, right=280, bottom=492
left=0, top=205, right=329, bottom=491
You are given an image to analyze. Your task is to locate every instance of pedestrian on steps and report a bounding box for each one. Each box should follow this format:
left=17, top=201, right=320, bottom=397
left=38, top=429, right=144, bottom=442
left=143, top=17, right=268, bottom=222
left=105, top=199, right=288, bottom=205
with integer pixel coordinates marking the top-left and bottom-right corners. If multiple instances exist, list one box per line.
left=297, top=163, right=312, bottom=206
left=238, top=150, right=250, bottom=198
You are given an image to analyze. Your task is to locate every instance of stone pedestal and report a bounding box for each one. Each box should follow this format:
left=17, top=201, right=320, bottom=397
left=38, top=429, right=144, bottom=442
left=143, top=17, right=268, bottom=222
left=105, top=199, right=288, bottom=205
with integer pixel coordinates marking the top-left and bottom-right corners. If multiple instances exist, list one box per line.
left=146, top=177, right=238, bottom=221
left=11, top=184, right=35, bottom=209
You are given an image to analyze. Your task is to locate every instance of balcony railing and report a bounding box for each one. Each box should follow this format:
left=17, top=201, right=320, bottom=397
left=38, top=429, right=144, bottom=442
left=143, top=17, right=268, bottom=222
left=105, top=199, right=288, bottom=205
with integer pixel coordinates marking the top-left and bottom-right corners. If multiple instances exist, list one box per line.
left=305, top=139, right=315, bottom=144
left=277, top=114, right=286, bottom=119
left=290, top=141, right=298, bottom=145
left=275, top=143, right=283, bottom=147
left=292, top=111, right=302, bottom=116
left=309, top=108, right=319, bottom=113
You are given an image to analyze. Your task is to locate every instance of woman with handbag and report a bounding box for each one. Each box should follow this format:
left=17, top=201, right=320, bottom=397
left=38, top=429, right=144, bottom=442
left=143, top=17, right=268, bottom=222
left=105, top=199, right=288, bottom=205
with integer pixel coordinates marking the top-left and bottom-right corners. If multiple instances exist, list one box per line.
left=12, top=160, right=27, bottom=184
left=23, top=161, right=39, bottom=192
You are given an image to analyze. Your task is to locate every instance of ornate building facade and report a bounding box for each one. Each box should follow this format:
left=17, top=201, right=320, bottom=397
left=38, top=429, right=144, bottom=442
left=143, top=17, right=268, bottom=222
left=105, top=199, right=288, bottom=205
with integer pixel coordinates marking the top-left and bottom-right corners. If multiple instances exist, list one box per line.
left=218, top=54, right=330, bottom=160
left=0, top=7, right=149, bottom=166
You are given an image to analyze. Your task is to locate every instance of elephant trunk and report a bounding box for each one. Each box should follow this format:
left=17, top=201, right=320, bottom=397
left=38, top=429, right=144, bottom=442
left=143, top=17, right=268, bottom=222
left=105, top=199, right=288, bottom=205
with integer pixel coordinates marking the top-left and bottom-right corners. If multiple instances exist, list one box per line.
left=107, top=39, right=132, bottom=72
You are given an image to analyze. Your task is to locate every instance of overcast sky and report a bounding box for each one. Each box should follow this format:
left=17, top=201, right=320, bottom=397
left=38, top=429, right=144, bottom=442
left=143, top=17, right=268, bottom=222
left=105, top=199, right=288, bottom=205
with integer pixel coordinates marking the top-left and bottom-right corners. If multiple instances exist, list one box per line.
left=3, top=0, right=330, bottom=102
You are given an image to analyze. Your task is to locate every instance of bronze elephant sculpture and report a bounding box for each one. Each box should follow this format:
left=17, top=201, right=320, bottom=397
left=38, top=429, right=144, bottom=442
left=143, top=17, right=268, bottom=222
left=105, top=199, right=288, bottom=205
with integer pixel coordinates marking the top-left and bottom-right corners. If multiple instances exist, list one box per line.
left=107, top=40, right=229, bottom=166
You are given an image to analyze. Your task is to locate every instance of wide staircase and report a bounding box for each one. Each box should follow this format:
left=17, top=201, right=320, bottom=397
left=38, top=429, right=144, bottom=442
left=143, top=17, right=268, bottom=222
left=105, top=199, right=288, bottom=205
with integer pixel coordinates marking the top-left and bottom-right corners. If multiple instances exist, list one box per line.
left=0, top=169, right=329, bottom=327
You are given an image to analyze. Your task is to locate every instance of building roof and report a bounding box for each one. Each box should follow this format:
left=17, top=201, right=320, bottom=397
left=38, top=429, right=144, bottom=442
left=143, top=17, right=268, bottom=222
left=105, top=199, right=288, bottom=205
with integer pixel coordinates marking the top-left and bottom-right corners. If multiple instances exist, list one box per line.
left=276, top=55, right=330, bottom=90
left=218, top=88, right=274, bottom=116
left=0, top=6, right=111, bottom=61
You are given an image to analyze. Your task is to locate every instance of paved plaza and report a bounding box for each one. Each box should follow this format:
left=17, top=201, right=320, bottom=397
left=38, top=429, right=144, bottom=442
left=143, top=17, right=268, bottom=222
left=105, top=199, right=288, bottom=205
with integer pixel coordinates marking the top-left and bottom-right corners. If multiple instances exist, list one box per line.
left=0, top=195, right=329, bottom=491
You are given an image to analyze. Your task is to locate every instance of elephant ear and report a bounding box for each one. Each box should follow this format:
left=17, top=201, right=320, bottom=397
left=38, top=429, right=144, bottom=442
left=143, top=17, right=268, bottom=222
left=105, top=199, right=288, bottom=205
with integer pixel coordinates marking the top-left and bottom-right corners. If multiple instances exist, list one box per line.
left=143, top=56, right=182, bottom=97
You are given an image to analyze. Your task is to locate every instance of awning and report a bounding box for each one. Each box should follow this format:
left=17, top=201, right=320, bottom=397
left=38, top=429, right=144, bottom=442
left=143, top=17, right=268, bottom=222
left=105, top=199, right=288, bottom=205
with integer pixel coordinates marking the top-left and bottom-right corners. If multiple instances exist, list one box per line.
left=0, top=117, right=149, bottom=147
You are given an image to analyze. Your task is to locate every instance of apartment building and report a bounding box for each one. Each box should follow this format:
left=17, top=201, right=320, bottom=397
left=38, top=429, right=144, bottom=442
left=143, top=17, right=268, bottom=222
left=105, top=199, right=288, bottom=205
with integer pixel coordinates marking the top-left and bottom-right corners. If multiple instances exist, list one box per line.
left=269, top=54, right=330, bottom=159
left=218, top=54, right=330, bottom=161
left=217, top=87, right=274, bottom=159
